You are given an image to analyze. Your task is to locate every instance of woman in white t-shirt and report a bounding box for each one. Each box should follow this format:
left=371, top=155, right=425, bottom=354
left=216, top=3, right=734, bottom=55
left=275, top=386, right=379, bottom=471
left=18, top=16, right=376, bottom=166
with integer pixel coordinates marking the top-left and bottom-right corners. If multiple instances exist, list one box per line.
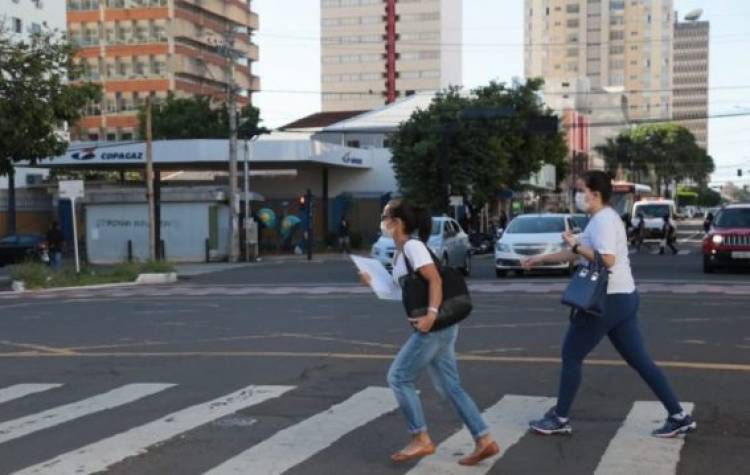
left=363, top=199, right=499, bottom=465
left=521, top=171, right=696, bottom=439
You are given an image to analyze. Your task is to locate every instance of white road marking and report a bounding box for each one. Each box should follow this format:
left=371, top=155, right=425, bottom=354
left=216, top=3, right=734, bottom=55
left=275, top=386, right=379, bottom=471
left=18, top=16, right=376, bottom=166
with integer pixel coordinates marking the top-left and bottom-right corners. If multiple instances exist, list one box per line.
left=406, top=395, right=554, bottom=475
left=14, top=385, right=294, bottom=475
left=0, top=384, right=62, bottom=405
left=0, top=384, right=174, bottom=445
left=204, top=387, right=398, bottom=475
left=594, top=401, right=695, bottom=475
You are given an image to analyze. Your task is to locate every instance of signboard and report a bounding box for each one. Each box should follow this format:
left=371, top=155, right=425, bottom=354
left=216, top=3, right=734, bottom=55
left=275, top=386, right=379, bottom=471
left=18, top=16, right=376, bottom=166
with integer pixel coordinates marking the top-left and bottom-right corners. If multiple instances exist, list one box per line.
left=58, top=180, right=84, bottom=273
left=449, top=196, right=464, bottom=207
left=59, top=180, right=84, bottom=200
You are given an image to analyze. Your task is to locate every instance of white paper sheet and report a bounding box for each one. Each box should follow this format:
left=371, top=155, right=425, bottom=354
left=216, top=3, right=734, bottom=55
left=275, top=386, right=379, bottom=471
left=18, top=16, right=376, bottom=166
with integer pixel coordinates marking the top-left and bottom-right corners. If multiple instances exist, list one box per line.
left=350, top=255, right=401, bottom=301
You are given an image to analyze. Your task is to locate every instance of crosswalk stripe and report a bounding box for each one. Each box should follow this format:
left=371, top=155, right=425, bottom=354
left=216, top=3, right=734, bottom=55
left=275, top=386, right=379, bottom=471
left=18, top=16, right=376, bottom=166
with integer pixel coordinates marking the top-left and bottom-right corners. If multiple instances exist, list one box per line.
left=0, top=384, right=62, bottom=405
left=594, top=401, right=695, bottom=475
left=406, top=395, right=554, bottom=475
left=204, top=386, right=398, bottom=475
left=0, top=384, right=174, bottom=445
left=14, top=385, right=295, bottom=475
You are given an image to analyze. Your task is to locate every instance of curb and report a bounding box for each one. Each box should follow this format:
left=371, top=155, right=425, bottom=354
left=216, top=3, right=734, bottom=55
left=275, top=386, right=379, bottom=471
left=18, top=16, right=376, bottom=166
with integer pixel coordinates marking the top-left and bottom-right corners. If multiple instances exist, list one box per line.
left=10, top=272, right=177, bottom=294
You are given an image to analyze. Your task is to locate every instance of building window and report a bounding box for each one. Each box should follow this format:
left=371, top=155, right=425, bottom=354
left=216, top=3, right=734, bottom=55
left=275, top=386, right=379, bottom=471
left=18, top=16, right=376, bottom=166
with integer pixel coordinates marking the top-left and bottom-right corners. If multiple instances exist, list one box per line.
left=566, top=4, right=580, bottom=14
left=12, top=18, right=22, bottom=34
left=346, top=140, right=360, bottom=148
left=566, top=19, right=579, bottom=28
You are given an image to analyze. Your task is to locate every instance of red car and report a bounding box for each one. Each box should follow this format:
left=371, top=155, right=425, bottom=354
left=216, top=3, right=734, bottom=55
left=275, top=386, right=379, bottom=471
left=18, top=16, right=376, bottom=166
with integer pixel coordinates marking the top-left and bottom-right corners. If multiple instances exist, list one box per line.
left=703, top=204, right=750, bottom=273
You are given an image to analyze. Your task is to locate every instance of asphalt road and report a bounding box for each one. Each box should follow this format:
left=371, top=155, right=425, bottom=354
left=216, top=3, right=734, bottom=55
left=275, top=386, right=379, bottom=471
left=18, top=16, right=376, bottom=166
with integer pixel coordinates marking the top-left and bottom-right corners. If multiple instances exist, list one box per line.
left=0, top=229, right=748, bottom=474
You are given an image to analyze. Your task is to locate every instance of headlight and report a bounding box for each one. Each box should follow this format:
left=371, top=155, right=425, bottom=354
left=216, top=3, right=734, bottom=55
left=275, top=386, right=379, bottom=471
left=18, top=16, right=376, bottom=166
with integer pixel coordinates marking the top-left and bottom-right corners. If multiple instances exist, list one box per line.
left=712, top=234, right=724, bottom=245
left=496, top=242, right=511, bottom=253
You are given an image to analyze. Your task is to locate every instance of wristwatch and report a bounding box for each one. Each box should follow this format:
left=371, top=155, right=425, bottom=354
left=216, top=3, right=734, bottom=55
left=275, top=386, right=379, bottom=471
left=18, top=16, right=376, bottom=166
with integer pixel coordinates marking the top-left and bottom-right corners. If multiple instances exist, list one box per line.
left=572, top=244, right=581, bottom=255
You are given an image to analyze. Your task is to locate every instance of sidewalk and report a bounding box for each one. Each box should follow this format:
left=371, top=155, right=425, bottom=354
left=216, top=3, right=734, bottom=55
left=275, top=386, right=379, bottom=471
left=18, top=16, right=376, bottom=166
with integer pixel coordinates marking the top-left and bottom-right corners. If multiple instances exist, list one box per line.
left=176, top=253, right=359, bottom=277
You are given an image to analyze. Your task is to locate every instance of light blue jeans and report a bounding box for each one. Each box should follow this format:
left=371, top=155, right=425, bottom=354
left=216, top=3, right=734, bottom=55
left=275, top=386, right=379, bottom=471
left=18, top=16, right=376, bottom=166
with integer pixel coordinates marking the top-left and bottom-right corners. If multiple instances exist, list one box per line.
left=387, top=325, right=489, bottom=439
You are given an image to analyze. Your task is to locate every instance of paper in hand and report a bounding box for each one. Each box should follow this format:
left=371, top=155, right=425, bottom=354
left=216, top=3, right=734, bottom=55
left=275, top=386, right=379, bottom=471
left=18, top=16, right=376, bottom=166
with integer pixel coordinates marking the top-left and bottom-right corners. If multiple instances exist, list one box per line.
left=350, top=255, right=401, bottom=301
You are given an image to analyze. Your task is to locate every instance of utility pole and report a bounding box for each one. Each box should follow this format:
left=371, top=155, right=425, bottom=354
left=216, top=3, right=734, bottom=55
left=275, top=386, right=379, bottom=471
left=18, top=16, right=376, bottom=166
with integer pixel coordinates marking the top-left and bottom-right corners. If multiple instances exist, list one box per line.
left=145, top=96, right=156, bottom=261
left=228, top=70, right=240, bottom=263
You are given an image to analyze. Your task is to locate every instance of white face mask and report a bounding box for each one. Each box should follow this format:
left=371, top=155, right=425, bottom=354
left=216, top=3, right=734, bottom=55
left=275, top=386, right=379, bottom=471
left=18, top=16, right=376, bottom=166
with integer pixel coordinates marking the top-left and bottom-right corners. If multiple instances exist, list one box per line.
left=380, top=220, right=393, bottom=238
left=575, top=192, right=589, bottom=213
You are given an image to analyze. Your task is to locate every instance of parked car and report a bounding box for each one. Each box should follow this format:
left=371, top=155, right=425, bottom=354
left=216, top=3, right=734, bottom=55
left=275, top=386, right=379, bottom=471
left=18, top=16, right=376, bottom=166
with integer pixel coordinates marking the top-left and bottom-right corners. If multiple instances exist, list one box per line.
left=0, top=234, right=46, bottom=266
left=494, top=214, right=579, bottom=277
left=370, top=216, right=472, bottom=275
left=702, top=204, right=750, bottom=273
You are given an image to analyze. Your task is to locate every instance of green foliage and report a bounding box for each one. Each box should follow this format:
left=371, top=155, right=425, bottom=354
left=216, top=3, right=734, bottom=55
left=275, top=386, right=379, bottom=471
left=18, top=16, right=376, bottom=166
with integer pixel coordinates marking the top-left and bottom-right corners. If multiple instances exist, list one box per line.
left=389, top=80, right=569, bottom=211
left=138, top=92, right=267, bottom=140
left=597, top=123, right=715, bottom=194
left=0, top=27, right=101, bottom=174
left=9, top=260, right=175, bottom=290
left=678, top=186, right=722, bottom=207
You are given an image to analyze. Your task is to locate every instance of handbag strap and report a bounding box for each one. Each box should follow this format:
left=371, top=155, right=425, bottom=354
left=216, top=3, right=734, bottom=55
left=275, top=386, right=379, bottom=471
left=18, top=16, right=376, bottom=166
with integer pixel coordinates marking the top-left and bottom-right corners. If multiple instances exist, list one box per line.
left=400, top=239, right=440, bottom=277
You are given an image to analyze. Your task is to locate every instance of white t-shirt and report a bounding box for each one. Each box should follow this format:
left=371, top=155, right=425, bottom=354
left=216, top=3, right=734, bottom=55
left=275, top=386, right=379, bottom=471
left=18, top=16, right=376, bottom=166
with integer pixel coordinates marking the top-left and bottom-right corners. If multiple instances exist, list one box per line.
left=392, top=239, right=434, bottom=285
left=578, top=207, right=636, bottom=294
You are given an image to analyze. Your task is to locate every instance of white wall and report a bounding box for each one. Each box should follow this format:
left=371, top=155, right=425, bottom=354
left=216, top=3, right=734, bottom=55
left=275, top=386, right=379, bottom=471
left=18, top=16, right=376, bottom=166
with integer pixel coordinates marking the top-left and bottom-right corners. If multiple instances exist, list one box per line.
left=86, top=203, right=230, bottom=264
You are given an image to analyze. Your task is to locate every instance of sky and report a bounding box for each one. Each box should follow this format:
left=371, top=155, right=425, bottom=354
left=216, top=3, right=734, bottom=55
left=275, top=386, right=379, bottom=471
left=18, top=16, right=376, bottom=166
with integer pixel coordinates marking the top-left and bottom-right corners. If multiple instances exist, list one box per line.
left=252, top=0, right=750, bottom=185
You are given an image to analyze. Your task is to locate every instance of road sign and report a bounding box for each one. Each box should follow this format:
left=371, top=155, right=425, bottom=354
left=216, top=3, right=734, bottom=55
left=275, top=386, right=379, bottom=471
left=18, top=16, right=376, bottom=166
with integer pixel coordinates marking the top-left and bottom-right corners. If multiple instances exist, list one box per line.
left=58, top=180, right=84, bottom=273
left=59, top=180, right=84, bottom=200
left=449, top=196, right=463, bottom=207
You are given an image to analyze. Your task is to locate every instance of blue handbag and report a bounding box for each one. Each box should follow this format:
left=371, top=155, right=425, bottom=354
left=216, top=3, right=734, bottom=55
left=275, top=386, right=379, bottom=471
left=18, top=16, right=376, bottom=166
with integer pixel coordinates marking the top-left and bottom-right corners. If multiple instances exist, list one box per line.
left=561, top=252, right=609, bottom=317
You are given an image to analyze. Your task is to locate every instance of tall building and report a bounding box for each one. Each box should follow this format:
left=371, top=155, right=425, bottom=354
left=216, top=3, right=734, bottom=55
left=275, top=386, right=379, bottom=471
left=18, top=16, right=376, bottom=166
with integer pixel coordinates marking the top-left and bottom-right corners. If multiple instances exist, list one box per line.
left=320, top=0, right=462, bottom=112
left=525, top=0, right=674, bottom=122
left=1, top=0, right=66, bottom=188
left=673, top=13, right=709, bottom=149
left=66, top=0, right=260, bottom=141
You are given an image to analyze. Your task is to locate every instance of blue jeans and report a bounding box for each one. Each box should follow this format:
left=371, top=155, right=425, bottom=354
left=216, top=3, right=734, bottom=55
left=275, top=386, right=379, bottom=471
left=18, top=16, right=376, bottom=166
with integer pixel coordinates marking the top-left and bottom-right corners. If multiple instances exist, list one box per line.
left=555, top=292, right=683, bottom=418
left=387, top=325, right=489, bottom=439
left=50, top=252, right=62, bottom=271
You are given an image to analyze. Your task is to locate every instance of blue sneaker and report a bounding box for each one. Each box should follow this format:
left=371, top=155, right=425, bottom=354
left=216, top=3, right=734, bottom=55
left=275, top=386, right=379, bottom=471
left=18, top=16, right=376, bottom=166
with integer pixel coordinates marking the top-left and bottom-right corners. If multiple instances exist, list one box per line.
left=652, top=414, right=697, bottom=438
left=529, top=408, right=573, bottom=435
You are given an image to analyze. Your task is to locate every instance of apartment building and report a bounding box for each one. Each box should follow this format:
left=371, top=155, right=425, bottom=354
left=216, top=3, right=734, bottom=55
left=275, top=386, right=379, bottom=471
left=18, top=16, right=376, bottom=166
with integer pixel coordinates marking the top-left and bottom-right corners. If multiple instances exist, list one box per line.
left=320, top=0, right=462, bottom=112
left=673, top=15, right=709, bottom=149
left=66, top=0, right=260, bottom=141
left=525, top=0, right=674, bottom=122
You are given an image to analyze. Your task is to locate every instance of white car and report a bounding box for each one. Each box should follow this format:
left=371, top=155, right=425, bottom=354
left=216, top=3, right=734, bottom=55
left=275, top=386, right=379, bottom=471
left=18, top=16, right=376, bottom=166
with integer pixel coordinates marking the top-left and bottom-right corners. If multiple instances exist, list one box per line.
left=631, top=200, right=676, bottom=240
left=370, top=217, right=472, bottom=275
left=494, top=214, right=579, bottom=277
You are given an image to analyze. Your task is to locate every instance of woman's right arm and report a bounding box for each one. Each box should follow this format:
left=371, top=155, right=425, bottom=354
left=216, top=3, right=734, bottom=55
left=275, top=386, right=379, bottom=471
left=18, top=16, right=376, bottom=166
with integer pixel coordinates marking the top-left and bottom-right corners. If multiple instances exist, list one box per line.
left=521, top=249, right=577, bottom=269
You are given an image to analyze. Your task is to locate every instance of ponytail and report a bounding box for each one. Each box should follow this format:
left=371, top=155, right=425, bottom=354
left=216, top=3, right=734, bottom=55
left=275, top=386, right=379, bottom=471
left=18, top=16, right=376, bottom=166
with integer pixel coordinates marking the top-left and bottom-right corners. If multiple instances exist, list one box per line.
left=386, top=199, right=432, bottom=243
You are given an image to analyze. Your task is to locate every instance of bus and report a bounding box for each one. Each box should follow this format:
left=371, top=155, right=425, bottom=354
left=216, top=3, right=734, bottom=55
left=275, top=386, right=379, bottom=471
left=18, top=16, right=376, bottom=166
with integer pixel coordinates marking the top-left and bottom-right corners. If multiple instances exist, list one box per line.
left=611, top=181, right=653, bottom=218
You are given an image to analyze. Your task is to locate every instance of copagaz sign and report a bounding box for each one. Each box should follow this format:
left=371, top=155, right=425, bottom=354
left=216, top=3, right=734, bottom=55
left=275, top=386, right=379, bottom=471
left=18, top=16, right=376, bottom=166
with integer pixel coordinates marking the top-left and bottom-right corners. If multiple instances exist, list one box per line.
left=69, top=147, right=144, bottom=162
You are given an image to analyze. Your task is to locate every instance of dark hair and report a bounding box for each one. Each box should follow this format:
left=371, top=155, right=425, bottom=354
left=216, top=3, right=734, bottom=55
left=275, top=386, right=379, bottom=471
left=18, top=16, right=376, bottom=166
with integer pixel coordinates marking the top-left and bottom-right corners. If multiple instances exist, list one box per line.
left=385, top=199, right=432, bottom=242
left=583, top=170, right=613, bottom=204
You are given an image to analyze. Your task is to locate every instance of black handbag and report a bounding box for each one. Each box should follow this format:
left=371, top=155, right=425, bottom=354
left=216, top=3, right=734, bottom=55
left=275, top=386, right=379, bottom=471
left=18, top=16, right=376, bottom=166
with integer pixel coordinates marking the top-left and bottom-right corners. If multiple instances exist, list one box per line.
left=561, top=251, right=609, bottom=317
left=398, top=240, right=472, bottom=331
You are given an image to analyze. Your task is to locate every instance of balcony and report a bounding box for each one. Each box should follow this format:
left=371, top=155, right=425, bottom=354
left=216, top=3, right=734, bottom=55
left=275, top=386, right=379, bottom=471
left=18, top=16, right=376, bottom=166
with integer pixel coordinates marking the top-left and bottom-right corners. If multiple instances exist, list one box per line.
left=68, top=0, right=101, bottom=11
left=104, top=0, right=167, bottom=8
left=180, top=0, right=257, bottom=28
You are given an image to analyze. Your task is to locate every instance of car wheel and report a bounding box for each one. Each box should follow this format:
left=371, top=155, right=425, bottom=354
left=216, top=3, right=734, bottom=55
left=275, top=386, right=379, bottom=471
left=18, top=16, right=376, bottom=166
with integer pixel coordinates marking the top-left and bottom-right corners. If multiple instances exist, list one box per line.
left=461, top=253, right=471, bottom=277
left=495, top=269, right=507, bottom=278
left=703, top=256, right=715, bottom=274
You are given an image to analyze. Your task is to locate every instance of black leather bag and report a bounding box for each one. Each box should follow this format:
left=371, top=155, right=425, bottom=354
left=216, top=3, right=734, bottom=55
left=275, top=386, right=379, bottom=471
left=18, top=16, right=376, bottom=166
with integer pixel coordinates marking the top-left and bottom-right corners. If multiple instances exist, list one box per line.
left=398, top=240, right=472, bottom=331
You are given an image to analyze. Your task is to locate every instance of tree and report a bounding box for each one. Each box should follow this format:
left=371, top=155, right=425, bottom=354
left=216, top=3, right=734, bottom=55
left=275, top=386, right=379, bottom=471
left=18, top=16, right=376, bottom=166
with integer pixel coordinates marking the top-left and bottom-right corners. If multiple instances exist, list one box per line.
left=138, top=93, right=266, bottom=140
left=389, top=80, right=568, bottom=211
left=0, top=27, right=101, bottom=233
left=598, top=123, right=714, bottom=195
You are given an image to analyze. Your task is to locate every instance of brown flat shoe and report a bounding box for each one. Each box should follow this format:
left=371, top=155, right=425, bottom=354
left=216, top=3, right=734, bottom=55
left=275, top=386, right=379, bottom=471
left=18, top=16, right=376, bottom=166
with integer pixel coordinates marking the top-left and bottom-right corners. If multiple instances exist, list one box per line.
left=391, top=443, right=436, bottom=463
left=458, top=441, right=501, bottom=466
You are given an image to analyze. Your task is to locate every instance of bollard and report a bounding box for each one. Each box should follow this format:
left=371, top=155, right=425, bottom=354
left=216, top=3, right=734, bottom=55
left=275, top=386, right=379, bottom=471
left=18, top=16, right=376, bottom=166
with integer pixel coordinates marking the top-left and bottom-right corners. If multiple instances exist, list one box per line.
left=205, top=238, right=210, bottom=263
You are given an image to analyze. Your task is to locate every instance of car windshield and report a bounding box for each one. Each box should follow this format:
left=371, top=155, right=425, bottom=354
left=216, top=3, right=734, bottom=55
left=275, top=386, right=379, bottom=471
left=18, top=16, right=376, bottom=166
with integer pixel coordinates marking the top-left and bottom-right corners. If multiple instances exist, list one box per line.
left=430, top=220, right=442, bottom=235
left=506, top=217, right=566, bottom=234
left=635, top=204, right=671, bottom=219
left=571, top=215, right=589, bottom=230
left=0, top=236, right=17, bottom=244
left=714, top=208, right=750, bottom=228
